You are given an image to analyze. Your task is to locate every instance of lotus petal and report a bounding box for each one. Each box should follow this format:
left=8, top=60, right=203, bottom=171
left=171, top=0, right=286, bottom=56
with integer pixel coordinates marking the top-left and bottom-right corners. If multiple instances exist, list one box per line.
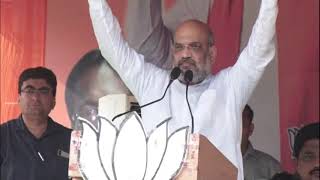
left=113, top=112, right=147, bottom=180
left=153, top=127, right=189, bottom=180
left=78, top=117, right=109, bottom=180
left=144, top=120, right=169, bottom=180
left=98, top=117, right=117, bottom=180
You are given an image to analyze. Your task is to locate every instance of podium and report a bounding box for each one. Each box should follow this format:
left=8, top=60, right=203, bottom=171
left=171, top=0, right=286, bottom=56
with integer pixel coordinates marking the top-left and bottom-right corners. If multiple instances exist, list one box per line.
left=68, top=94, right=238, bottom=179
left=176, top=134, right=237, bottom=180
left=68, top=133, right=237, bottom=180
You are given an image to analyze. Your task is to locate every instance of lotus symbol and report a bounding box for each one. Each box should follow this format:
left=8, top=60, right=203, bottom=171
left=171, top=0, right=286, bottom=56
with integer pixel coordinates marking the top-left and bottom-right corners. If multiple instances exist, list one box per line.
left=77, top=112, right=188, bottom=180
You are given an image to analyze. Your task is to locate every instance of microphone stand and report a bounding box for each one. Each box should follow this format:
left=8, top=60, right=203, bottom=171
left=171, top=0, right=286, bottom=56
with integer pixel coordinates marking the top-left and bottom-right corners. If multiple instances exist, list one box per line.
left=112, top=67, right=181, bottom=122
left=184, top=70, right=195, bottom=133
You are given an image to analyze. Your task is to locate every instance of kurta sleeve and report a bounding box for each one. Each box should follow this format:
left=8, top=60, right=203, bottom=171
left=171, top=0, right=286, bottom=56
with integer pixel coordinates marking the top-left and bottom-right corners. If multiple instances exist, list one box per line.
left=125, top=0, right=173, bottom=69
left=227, top=0, right=278, bottom=107
left=87, top=0, right=162, bottom=101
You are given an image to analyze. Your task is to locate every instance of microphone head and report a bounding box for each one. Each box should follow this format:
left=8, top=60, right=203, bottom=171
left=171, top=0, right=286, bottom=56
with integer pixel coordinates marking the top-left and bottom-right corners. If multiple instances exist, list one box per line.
left=170, top=67, right=182, bottom=80
left=184, top=70, right=193, bottom=83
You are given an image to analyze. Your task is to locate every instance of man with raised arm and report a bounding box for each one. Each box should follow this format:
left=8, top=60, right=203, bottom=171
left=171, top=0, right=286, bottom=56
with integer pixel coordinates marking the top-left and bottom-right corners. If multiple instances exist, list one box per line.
left=86, top=0, right=278, bottom=179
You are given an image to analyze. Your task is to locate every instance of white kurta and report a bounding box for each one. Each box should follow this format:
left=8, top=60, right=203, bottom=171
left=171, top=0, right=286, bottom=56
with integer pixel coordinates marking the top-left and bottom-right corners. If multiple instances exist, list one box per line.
left=87, top=0, right=278, bottom=179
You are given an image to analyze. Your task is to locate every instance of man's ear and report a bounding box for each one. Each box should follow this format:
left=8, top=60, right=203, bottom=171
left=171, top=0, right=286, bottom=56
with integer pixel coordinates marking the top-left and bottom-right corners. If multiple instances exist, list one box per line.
left=171, top=44, right=176, bottom=57
left=293, top=158, right=299, bottom=168
left=249, top=123, right=255, bottom=136
left=52, top=98, right=56, bottom=110
left=209, top=45, right=217, bottom=64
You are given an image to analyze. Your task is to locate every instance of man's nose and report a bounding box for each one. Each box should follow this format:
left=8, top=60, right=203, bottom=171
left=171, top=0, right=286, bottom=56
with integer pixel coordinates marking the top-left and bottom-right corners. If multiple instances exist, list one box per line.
left=181, top=47, right=192, bottom=58
left=30, top=91, right=41, bottom=100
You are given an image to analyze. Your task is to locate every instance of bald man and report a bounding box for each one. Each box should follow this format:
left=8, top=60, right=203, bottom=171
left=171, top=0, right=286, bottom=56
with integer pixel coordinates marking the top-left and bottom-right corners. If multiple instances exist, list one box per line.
left=125, top=0, right=212, bottom=69
left=87, top=0, right=278, bottom=179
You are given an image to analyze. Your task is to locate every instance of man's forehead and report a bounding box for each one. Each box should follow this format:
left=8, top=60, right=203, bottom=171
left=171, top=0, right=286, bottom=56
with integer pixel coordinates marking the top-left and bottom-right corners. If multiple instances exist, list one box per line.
left=174, top=41, right=202, bottom=45
left=175, top=20, right=209, bottom=37
left=174, top=37, right=208, bottom=48
left=22, top=79, right=50, bottom=88
left=301, top=139, right=319, bottom=152
left=176, top=19, right=208, bottom=31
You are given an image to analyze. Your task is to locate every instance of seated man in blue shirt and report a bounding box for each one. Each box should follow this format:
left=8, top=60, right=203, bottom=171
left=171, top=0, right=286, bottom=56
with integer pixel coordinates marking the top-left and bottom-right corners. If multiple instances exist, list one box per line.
left=0, top=67, right=71, bottom=180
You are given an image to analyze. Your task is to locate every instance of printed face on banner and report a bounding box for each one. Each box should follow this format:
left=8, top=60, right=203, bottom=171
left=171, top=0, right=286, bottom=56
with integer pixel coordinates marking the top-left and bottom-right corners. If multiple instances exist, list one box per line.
left=65, top=58, right=131, bottom=129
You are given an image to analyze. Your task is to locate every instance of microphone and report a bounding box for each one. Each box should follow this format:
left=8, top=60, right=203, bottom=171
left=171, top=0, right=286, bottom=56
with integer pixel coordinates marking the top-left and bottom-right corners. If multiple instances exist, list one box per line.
left=184, top=70, right=195, bottom=133
left=112, top=67, right=181, bottom=122
left=184, top=70, right=193, bottom=83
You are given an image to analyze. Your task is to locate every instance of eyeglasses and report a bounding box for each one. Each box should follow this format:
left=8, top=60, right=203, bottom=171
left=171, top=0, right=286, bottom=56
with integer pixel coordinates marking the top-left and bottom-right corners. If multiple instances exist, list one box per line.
left=174, top=42, right=204, bottom=52
left=21, top=87, right=51, bottom=96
